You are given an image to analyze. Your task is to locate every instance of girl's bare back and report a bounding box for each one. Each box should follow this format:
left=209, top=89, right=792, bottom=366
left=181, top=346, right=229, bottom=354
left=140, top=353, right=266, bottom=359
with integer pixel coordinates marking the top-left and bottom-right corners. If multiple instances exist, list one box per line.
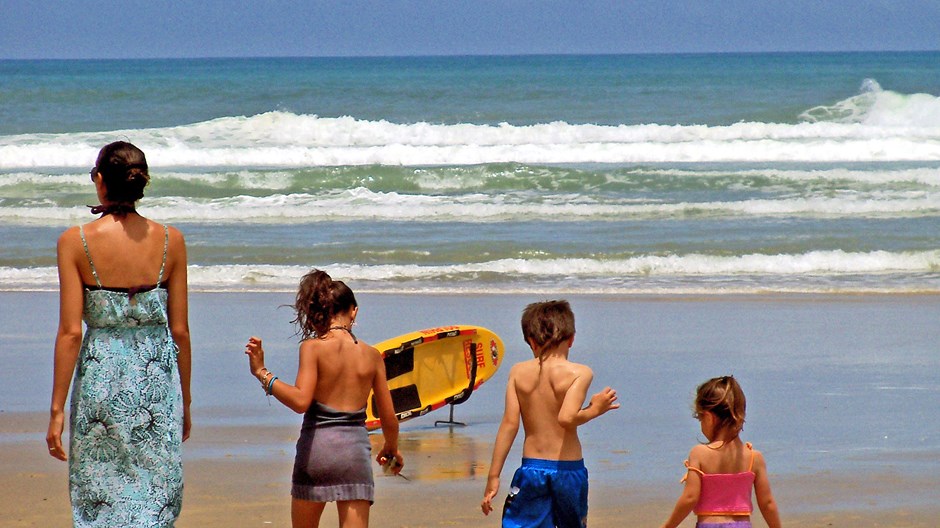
left=308, top=332, right=380, bottom=413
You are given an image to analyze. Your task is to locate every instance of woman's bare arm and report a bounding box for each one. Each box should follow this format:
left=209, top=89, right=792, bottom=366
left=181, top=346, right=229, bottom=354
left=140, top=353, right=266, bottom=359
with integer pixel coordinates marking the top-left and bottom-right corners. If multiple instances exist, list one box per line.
left=47, top=229, right=84, bottom=460
left=166, top=227, right=192, bottom=440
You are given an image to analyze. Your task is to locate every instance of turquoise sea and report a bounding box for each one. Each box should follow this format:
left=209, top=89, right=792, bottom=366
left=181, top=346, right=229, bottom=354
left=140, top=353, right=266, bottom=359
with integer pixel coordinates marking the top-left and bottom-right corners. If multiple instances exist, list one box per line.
left=1, top=52, right=939, bottom=294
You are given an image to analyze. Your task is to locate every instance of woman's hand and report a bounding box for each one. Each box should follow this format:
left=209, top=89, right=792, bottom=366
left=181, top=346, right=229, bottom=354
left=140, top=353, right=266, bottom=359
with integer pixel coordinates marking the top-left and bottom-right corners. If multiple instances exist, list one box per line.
left=46, top=410, right=67, bottom=461
left=245, top=336, right=266, bottom=379
left=182, top=403, right=192, bottom=441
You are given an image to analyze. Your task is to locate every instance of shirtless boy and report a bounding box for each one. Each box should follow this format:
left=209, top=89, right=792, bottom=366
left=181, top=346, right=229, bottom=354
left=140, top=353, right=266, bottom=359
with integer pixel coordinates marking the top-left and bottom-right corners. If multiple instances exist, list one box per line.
left=481, top=300, right=620, bottom=528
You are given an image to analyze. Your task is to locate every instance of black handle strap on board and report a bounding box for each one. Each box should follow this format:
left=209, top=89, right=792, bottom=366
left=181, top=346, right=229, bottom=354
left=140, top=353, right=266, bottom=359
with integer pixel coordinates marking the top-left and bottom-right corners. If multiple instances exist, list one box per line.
left=435, top=340, right=479, bottom=427
left=457, top=341, right=479, bottom=405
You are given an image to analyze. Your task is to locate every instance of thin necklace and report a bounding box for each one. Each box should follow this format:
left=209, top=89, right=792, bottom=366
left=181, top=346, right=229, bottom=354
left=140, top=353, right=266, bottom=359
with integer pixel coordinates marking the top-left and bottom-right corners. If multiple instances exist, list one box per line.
left=328, top=325, right=358, bottom=344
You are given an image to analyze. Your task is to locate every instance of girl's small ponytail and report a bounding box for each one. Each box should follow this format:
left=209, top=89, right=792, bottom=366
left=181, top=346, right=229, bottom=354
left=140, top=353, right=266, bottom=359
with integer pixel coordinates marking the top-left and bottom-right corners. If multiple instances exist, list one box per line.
left=695, top=375, right=746, bottom=433
left=291, top=269, right=357, bottom=340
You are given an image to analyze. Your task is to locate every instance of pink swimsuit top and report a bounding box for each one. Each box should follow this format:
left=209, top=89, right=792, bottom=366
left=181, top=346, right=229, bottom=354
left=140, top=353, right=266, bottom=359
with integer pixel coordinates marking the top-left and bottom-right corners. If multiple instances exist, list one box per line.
left=684, top=442, right=755, bottom=516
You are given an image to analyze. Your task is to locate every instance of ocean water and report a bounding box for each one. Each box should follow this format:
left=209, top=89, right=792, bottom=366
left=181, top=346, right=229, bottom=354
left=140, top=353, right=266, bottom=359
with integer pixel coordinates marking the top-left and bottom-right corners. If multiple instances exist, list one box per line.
left=1, top=53, right=939, bottom=294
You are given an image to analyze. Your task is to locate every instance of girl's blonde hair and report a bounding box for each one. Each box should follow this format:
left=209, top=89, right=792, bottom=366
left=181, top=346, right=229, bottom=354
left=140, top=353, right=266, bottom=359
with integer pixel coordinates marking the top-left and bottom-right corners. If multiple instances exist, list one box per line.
left=695, top=375, right=746, bottom=433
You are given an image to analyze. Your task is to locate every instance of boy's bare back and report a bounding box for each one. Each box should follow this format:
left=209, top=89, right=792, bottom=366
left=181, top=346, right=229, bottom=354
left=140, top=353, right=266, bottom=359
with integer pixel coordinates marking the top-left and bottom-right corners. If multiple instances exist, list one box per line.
left=481, top=341, right=617, bottom=516
left=511, top=356, right=592, bottom=460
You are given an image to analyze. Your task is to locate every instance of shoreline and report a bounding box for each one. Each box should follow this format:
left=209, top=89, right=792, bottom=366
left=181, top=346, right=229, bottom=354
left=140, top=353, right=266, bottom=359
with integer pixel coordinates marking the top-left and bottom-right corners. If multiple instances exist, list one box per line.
left=5, top=286, right=940, bottom=296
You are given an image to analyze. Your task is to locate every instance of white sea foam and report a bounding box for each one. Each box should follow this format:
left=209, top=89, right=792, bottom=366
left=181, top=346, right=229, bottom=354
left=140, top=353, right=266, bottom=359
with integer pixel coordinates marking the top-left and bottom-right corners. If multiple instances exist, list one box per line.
left=801, top=79, right=940, bottom=128
left=4, top=250, right=938, bottom=293
left=633, top=167, right=940, bottom=187
left=2, top=186, right=938, bottom=225
left=2, top=86, right=940, bottom=168
left=3, top=166, right=940, bottom=198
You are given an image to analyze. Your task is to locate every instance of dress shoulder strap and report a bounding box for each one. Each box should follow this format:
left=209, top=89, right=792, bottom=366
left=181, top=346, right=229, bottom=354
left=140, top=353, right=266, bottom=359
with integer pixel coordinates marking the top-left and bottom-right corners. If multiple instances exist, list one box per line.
left=680, top=459, right=705, bottom=482
left=157, top=225, right=169, bottom=283
left=79, top=225, right=102, bottom=287
left=745, top=442, right=755, bottom=472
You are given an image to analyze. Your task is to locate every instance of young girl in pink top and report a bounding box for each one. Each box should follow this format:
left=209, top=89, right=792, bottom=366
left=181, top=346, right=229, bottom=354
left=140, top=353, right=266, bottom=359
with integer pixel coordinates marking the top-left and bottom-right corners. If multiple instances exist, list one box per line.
left=660, top=376, right=781, bottom=528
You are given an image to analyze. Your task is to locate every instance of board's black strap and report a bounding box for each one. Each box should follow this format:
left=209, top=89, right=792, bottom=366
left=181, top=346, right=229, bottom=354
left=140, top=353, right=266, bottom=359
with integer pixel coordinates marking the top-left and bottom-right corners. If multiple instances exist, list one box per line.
left=454, top=341, right=479, bottom=406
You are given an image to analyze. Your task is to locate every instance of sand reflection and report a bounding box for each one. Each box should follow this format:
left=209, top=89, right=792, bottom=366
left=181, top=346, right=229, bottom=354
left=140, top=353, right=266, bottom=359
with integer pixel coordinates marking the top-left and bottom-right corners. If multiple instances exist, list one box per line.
left=370, top=426, right=488, bottom=481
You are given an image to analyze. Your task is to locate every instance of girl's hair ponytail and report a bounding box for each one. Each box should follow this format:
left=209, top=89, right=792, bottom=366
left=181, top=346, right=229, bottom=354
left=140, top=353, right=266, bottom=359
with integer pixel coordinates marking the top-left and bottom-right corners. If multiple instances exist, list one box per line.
left=695, top=375, right=746, bottom=434
left=292, top=269, right=357, bottom=340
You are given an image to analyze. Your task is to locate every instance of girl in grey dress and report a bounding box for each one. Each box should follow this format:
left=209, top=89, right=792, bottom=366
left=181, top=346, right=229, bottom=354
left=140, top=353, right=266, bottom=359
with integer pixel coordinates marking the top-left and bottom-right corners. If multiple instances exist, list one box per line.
left=244, top=269, right=402, bottom=527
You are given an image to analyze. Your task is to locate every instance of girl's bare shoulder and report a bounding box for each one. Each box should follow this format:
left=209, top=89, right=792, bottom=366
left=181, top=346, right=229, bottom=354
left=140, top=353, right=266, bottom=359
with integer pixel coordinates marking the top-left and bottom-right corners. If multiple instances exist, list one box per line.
left=299, top=337, right=327, bottom=354
left=749, top=445, right=769, bottom=469
left=688, top=443, right=713, bottom=459
left=360, top=342, right=383, bottom=361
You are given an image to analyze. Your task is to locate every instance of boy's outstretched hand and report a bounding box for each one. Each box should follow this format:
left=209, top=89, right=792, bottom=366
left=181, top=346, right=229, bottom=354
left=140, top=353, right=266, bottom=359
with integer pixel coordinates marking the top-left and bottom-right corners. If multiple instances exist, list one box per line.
left=590, top=386, right=620, bottom=415
left=481, top=476, right=500, bottom=515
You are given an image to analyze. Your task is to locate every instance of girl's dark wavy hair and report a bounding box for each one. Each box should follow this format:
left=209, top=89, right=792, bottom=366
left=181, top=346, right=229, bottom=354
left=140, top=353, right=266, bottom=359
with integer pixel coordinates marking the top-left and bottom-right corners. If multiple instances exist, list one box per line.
left=95, top=141, right=150, bottom=203
left=695, top=375, right=746, bottom=434
left=291, top=269, right=357, bottom=340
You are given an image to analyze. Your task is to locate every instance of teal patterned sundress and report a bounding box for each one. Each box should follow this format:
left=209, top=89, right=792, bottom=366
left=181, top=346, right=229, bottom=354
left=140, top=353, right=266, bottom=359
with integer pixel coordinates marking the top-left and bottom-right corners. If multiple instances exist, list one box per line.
left=69, top=225, right=183, bottom=527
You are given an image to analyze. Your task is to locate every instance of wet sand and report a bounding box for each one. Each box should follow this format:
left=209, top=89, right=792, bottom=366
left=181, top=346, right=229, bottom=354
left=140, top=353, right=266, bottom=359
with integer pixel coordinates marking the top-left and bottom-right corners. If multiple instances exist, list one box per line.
left=4, top=291, right=939, bottom=526
left=4, top=411, right=936, bottom=527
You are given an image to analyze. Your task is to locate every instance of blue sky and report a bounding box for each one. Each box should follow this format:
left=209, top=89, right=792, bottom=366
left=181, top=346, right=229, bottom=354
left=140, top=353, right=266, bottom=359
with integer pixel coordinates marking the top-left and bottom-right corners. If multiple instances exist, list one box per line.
left=2, top=1, right=939, bottom=59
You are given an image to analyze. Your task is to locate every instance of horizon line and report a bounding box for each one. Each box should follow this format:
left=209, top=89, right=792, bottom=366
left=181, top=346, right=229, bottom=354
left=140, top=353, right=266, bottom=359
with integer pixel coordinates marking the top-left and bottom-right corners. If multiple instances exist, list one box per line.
left=3, top=48, right=940, bottom=62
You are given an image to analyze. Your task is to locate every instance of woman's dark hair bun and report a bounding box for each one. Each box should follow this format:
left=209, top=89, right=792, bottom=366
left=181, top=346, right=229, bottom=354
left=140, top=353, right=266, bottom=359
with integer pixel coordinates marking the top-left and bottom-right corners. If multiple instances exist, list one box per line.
left=95, top=142, right=150, bottom=203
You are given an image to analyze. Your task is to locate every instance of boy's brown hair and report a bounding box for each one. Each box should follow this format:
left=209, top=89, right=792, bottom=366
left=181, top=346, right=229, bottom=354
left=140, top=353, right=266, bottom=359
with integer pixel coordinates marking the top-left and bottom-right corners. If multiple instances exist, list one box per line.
left=521, top=300, right=575, bottom=356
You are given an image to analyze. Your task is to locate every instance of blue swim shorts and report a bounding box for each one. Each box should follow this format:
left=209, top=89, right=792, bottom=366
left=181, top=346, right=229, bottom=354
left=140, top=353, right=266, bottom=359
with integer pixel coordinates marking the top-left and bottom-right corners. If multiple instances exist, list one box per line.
left=501, top=458, right=588, bottom=528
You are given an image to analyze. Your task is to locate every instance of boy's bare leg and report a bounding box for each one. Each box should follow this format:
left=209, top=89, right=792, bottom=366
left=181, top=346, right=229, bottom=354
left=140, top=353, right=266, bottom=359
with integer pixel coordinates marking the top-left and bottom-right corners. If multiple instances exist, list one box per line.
left=292, top=498, right=327, bottom=527
left=337, top=500, right=370, bottom=528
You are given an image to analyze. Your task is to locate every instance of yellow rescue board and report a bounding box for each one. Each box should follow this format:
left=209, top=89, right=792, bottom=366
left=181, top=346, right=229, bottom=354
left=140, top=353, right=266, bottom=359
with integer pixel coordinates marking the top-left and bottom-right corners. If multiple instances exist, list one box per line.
left=366, top=325, right=504, bottom=430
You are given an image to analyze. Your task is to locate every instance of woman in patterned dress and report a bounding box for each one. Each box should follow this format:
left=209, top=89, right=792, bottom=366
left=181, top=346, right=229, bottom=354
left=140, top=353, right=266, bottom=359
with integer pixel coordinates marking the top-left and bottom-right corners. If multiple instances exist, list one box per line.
left=46, top=141, right=192, bottom=527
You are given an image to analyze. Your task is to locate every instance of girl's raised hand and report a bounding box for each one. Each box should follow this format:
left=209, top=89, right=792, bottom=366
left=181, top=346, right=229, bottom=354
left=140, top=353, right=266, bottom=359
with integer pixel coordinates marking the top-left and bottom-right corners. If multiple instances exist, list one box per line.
left=245, top=336, right=266, bottom=376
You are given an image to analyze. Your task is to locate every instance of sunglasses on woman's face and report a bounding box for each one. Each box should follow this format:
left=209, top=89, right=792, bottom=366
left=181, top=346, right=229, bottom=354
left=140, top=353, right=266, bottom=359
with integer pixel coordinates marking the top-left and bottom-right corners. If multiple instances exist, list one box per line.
left=90, top=167, right=97, bottom=182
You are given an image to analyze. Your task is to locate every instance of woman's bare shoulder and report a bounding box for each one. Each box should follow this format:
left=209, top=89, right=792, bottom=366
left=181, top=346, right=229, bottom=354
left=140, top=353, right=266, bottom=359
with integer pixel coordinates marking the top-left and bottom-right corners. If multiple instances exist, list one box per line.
left=163, top=223, right=185, bottom=239
left=57, top=225, right=81, bottom=243
left=56, top=226, right=84, bottom=256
